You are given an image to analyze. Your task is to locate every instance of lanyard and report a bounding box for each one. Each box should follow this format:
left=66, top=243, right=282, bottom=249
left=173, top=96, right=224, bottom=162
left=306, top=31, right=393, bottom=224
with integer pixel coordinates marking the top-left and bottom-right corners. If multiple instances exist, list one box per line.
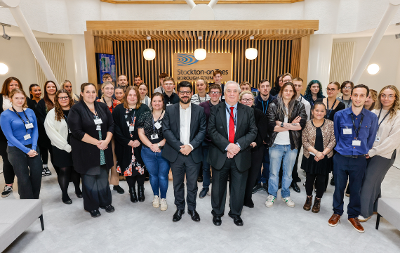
left=152, top=110, right=164, bottom=132
left=350, top=113, right=364, bottom=139
left=261, top=100, right=269, bottom=114
left=326, top=99, right=337, bottom=119
left=12, top=107, right=30, bottom=132
left=377, top=108, right=390, bottom=129
left=226, top=106, right=237, bottom=127
left=103, top=98, right=114, bottom=111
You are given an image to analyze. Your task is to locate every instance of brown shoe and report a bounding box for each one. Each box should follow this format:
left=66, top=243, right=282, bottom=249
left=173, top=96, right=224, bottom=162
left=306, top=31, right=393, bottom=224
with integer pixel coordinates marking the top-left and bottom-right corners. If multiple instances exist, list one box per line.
left=303, top=195, right=312, bottom=211
left=328, top=214, right=341, bottom=227
left=348, top=218, right=364, bottom=233
left=312, top=197, right=321, bottom=213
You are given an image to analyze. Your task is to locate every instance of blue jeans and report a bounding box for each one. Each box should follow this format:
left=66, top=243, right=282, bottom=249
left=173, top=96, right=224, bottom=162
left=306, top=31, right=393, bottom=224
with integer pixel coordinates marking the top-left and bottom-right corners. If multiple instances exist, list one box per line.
left=333, top=153, right=367, bottom=218
left=141, top=146, right=170, bottom=199
left=202, top=142, right=211, bottom=188
left=257, top=144, right=270, bottom=184
left=268, top=144, right=298, bottom=198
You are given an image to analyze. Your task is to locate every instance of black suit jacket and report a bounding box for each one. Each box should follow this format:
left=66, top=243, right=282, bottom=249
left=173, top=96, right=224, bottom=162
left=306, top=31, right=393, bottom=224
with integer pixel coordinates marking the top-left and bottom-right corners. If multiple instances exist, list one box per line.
left=162, top=103, right=206, bottom=163
left=207, top=102, right=257, bottom=172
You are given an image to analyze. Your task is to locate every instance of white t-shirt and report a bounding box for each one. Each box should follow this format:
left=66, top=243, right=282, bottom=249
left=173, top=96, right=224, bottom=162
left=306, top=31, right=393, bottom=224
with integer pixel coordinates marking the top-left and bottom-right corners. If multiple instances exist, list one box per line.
left=2, top=95, right=12, bottom=111
left=274, top=107, right=291, bottom=145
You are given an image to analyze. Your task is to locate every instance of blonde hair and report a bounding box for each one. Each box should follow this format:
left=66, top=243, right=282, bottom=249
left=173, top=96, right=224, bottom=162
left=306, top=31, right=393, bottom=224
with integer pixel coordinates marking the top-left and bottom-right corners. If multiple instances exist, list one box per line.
left=62, top=80, right=79, bottom=101
left=239, top=90, right=254, bottom=100
left=376, top=85, right=400, bottom=121
left=101, top=81, right=114, bottom=98
left=9, top=89, right=28, bottom=108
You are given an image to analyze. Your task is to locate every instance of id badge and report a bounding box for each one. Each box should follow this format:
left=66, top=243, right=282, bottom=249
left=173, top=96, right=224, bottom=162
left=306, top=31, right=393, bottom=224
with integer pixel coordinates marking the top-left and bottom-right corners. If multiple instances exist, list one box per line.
left=151, top=133, right=159, bottom=140
left=129, top=125, right=135, bottom=132
left=96, top=125, right=101, bottom=131
left=68, top=129, right=71, bottom=134
left=375, top=136, right=380, bottom=142
left=352, top=140, right=361, bottom=146
left=154, top=122, right=162, bottom=129
left=343, top=128, right=352, bottom=135
left=24, top=134, right=31, bottom=140
left=25, top=123, right=34, bottom=129
left=166, top=103, right=172, bottom=107
left=94, top=118, right=103, bottom=125
left=221, top=96, right=225, bottom=100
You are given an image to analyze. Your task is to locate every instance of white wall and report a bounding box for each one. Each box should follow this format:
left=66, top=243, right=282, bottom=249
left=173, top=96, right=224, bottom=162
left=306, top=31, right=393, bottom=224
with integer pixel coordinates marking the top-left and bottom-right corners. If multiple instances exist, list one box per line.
left=0, top=36, right=77, bottom=94
left=334, top=35, right=400, bottom=92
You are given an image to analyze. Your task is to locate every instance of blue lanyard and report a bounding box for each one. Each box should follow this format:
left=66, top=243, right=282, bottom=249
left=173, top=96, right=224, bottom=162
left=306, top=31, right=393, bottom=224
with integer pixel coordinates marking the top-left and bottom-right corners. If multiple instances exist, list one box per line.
left=350, top=114, right=364, bottom=139
left=261, top=100, right=269, bottom=114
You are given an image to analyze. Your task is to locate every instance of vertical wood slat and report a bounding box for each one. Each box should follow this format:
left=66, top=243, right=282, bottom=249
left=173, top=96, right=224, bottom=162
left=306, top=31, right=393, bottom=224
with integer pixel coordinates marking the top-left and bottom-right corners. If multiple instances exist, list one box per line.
left=113, top=38, right=298, bottom=95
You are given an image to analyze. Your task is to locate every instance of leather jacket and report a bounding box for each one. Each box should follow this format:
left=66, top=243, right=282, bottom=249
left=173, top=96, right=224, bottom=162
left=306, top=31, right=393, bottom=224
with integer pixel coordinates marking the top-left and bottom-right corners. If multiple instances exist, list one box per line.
left=266, top=99, right=307, bottom=150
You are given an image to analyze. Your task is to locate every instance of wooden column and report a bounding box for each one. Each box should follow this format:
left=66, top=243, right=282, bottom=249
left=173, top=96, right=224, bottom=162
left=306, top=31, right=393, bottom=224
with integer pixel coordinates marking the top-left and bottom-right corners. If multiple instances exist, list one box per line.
left=84, top=31, right=98, bottom=85
left=299, top=35, right=310, bottom=94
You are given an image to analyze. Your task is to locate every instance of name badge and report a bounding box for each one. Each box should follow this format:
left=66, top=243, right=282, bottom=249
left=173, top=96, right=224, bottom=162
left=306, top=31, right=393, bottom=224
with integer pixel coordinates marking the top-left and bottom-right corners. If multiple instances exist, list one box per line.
left=151, top=133, right=159, bottom=140
left=94, top=118, right=103, bottom=125
left=352, top=140, right=361, bottom=146
left=25, top=123, right=34, bottom=129
left=166, top=103, right=172, bottom=106
left=375, top=137, right=380, bottom=142
left=96, top=125, right=101, bottom=131
left=343, top=128, right=352, bottom=135
left=221, top=96, right=225, bottom=100
left=129, top=125, right=135, bottom=132
left=154, top=122, right=162, bottom=129
left=24, top=134, right=31, bottom=140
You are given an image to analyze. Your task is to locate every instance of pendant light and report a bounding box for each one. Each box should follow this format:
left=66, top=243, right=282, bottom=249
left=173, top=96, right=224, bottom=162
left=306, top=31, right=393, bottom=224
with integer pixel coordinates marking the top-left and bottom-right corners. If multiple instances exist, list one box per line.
left=245, top=35, right=258, bottom=60
left=143, top=36, right=155, bottom=61
left=194, top=35, right=207, bottom=61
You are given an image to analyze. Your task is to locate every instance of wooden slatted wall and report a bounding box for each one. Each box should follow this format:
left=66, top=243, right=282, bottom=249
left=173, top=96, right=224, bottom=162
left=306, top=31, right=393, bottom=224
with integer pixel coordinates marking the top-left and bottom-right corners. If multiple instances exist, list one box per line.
left=113, top=39, right=298, bottom=95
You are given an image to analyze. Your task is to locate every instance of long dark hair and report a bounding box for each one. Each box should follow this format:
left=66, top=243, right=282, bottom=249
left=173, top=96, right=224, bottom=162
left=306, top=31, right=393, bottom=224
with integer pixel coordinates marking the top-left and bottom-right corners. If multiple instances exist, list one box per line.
left=276, top=82, right=297, bottom=118
left=1, top=77, right=23, bottom=97
left=29, top=84, right=40, bottom=99
left=54, top=89, right=73, bottom=121
left=304, top=80, right=325, bottom=102
left=43, top=81, right=58, bottom=111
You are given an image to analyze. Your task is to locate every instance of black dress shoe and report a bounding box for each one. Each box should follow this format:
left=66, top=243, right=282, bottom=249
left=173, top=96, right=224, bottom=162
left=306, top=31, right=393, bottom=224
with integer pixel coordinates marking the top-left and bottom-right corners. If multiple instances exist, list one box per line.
left=228, top=214, right=243, bottom=226
left=113, top=185, right=125, bottom=194
left=188, top=210, right=201, bottom=222
left=199, top=188, right=209, bottom=199
left=129, top=187, right=138, bottom=203
left=197, top=176, right=203, bottom=182
left=330, top=176, right=335, bottom=186
left=90, top=209, right=101, bottom=218
left=262, top=183, right=269, bottom=192
left=173, top=209, right=185, bottom=222
left=100, top=205, right=115, bottom=213
left=75, top=189, right=83, bottom=198
left=291, top=182, right=301, bottom=193
left=243, top=200, right=254, bottom=208
left=213, top=215, right=222, bottom=226
left=62, top=196, right=72, bottom=205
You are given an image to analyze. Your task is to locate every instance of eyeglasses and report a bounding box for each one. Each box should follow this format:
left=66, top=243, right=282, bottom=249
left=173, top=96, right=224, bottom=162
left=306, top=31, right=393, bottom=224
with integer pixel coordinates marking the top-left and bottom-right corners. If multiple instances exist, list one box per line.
left=210, top=91, right=220, bottom=95
left=343, top=86, right=352, bottom=90
left=58, top=96, right=69, bottom=100
left=381, top=94, right=395, bottom=99
left=179, top=91, right=191, bottom=95
left=241, top=99, right=254, bottom=102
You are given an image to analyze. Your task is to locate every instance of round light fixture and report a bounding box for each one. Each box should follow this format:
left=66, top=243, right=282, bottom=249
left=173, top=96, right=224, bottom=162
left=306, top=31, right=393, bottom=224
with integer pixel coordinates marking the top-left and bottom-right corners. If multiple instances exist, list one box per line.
left=143, top=48, right=156, bottom=61
left=367, top=64, right=380, bottom=75
left=194, top=48, right=207, bottom=61
left=245, top=48, right=258, bottom=60
left=0, top=63, right=9, bottom=75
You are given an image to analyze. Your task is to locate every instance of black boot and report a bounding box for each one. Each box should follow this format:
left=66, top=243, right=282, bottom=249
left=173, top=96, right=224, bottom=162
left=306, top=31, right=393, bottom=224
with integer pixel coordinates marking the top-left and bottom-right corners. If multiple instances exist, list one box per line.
left=138, top=185, right=145, bottom=202
left=129, top=187, right=138, bottom=203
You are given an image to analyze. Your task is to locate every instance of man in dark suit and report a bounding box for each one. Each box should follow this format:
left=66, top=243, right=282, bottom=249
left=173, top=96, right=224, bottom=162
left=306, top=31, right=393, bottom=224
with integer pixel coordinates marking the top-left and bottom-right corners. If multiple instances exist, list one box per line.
left=162, top=81, right=206, bottom=222
left=208, top=81, right=257, bottom=226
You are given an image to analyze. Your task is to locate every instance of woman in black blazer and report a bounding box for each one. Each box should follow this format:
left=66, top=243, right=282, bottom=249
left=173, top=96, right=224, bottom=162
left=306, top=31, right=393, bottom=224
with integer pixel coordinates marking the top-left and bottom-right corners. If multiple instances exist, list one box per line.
left=113, top=86, right=151, bottom=203
left=240, top=91, right=269, bottom=208
left=68, top=83, right=115, bottom=218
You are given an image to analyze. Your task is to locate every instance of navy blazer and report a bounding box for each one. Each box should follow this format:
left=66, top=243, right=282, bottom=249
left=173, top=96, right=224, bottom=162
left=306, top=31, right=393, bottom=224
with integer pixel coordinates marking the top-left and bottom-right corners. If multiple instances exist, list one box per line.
left=162, top=103, right=206, bottom=163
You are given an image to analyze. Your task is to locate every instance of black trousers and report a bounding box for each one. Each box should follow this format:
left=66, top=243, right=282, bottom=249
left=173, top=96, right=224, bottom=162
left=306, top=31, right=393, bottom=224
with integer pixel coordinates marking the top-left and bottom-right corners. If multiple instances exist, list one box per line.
left=211, top=158, right=249, bottom=217
left=81, top=166, right=112, bottom=211
left=305, top=173, right=326, bottom=198
left=244, top=146, right=264, bottom=205
left=0, top=139, right=14, bottom=184
left=170, top=153, right=201, bottom=211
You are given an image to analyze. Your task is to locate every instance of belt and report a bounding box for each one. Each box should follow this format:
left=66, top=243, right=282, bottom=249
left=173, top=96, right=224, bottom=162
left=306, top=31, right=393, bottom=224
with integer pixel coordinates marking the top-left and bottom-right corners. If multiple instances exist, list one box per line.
left=341, top=154, right=365, bottom=159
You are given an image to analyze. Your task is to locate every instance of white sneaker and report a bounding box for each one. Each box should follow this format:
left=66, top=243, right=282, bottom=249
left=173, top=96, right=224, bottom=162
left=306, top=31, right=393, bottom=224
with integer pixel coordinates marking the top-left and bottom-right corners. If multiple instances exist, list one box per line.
left=152, top=196, right=160, bottom=208
left=282, top=197, right=295, bottom=207
left=358, top=215, right=371, bottom=222
left=265, top=195, right=276, bottom=207
left=160, top=198, right=168, bottom=211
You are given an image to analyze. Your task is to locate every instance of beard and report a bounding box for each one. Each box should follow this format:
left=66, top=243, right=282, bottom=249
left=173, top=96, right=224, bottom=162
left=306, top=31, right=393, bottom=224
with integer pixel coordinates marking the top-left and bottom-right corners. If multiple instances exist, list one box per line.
left=179, top=97, right=191, bottom=104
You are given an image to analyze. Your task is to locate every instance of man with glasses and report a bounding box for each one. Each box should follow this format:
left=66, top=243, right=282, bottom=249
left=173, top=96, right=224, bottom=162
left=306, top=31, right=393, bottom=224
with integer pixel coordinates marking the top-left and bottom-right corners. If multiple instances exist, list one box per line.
left=198, top=84, right=222, bottom=198
left=208, top=81, right=257, bottom=226
left=338, top=81, right=354, bottom=109
left=252, top=79, right=275, bottom=193
left=328, top=84, right=378, bottom=233
left=162, top=81, right=206, bottom=223
left=162, top=77, right=179, bottom=106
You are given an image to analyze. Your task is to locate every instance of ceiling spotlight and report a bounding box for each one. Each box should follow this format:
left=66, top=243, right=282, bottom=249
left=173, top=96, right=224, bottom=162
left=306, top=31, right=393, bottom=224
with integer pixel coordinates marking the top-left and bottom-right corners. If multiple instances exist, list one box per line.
left=367, top=64, right=380, bottom=75
left=1, top=23, right=11, bottom=40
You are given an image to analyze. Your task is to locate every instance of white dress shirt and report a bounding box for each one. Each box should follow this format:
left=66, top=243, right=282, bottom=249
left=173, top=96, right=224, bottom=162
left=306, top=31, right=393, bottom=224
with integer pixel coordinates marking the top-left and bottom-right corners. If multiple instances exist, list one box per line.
left=180, top=103, right=193, bottom=149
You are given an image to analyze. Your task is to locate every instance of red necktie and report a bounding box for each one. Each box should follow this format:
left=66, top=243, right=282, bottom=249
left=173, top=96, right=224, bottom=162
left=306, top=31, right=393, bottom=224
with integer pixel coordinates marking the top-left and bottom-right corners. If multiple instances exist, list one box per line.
left=229, top=107, right=235, bottom=143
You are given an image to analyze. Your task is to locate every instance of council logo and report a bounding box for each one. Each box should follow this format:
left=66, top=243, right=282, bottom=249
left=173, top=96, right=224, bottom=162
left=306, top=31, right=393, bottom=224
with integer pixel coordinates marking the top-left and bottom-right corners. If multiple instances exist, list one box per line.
left=177, top=54, right=199, bottom=66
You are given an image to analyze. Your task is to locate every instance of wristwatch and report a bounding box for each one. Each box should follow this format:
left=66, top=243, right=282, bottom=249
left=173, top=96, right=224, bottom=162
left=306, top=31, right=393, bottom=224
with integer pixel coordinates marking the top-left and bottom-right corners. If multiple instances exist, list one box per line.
left=281, top=122, right=284, bottom=127
left=157, top=143, right=162, bottom=149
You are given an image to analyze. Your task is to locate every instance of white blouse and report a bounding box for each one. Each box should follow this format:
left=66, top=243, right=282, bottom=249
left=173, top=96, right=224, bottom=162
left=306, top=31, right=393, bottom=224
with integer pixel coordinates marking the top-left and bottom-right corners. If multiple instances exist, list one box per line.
left=2, top=95, right=12, bottom=111
left=44, top=108, right=71, bottom=152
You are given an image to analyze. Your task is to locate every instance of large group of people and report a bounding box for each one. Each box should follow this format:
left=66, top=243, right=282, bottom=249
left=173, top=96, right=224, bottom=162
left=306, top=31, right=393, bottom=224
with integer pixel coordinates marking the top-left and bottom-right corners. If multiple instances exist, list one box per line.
left=0, top=72, right=399, bottom=233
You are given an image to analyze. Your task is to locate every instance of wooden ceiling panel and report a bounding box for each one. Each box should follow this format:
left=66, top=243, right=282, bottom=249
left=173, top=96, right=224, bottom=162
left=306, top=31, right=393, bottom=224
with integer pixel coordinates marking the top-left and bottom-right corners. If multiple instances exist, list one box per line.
left=101, top=0, right=304, bottom=4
